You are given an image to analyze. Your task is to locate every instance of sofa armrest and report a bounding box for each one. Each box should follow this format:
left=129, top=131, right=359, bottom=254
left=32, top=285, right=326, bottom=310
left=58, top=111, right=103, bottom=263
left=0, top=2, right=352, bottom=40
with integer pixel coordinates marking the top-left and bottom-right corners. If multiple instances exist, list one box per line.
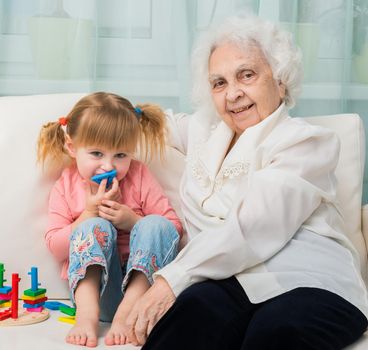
left=361, top=205, right=368, bottom=286
left=362, top=205, right=368, bottom=254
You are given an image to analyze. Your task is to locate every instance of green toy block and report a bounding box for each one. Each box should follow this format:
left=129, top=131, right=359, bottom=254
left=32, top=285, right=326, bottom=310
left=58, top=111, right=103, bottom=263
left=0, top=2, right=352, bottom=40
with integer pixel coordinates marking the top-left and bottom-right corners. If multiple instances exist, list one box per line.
left=59, top=306, right=76, bottom=316
left=23, top=288, right=47, bottom=297
left=0, top=263, right=6, bottom=288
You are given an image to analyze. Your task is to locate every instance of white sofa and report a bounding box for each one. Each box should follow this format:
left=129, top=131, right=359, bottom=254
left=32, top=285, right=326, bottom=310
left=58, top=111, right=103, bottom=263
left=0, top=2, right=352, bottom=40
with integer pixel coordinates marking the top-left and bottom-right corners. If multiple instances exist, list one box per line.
left=0, top=93, right=367, bottom=349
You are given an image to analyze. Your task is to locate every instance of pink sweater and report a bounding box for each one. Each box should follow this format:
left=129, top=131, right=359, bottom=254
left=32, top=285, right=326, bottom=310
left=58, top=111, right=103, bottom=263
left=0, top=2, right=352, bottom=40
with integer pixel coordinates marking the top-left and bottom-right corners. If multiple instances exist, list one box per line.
left=45, top=160, right=183, bottom=279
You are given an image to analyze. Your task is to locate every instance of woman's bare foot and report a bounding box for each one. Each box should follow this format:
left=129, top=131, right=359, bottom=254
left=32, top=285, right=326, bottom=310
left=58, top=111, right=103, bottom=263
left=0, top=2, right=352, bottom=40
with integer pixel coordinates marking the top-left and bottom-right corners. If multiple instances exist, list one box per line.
left=66, top=313, right=99, bottom=347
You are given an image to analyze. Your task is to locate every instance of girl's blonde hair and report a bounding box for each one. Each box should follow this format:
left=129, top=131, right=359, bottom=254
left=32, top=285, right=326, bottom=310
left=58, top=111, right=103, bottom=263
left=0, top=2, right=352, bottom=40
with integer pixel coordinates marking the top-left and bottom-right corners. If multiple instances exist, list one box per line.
left=37, top=92, right=166, bottom=169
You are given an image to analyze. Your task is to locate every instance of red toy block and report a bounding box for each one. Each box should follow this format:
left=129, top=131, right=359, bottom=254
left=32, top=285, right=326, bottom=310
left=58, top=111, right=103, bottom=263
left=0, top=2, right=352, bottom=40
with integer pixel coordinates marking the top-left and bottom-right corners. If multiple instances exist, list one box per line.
left=0, top=292, right=12, bottom=300
left=11, top=273, right=21, bottom=319
left=0, top=309, right=11, bottom=321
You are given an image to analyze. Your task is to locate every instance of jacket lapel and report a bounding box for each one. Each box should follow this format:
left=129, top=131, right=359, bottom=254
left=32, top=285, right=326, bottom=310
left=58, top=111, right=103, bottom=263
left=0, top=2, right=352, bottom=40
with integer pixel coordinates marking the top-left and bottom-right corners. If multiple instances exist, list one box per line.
left=196, top=121, right=234, bottom=181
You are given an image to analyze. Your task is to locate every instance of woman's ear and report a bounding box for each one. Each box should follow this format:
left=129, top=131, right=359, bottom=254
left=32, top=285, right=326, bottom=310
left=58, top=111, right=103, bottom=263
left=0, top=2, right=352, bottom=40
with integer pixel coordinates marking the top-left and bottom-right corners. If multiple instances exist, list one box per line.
left=278, top=81, right=286, bottom=100
left=64, top=134, right=76, bottom=158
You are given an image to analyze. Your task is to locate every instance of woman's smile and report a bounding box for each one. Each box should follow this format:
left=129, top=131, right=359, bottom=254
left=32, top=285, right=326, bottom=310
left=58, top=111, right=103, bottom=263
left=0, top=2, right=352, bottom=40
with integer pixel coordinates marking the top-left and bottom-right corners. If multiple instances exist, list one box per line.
left=228, top=103, right=255, bottom=116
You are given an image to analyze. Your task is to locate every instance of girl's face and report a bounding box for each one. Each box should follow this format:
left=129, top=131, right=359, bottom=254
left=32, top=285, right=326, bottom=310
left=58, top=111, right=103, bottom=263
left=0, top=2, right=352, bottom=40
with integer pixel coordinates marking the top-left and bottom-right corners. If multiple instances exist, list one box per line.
left=66, top=140, right=132, bottom=182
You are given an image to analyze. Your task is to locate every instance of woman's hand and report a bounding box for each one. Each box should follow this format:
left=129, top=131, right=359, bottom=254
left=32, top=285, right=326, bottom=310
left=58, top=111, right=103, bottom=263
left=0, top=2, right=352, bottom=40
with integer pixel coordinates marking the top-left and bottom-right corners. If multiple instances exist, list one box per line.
left=125, top=277, right=176, bottom=346
left=99, top=200, right=141, bottom=231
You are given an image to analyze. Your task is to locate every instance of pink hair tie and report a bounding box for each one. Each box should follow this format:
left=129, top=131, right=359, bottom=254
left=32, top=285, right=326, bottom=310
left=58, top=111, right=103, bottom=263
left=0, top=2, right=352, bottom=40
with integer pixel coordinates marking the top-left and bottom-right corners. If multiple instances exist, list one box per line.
left=58, top=117, right=68, bottom=126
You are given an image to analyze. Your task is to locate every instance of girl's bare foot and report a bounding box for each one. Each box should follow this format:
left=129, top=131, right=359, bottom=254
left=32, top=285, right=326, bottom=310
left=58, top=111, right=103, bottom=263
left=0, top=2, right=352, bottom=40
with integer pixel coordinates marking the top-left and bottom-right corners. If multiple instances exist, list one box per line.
left=104, top=300, right=133, bottom=345
left=105, top=271, right=150, bottom=346
left=66, top=313, right=99, bottom=347
left=67, top=265, right=101, bottom=347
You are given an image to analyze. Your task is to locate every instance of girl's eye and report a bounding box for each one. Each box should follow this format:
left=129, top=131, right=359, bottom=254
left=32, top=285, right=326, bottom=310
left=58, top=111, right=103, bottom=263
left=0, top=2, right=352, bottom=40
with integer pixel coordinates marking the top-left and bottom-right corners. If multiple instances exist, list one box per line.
left=90, top=151, right=103, bottom=157
left=115, top=153, right=126, bottom=159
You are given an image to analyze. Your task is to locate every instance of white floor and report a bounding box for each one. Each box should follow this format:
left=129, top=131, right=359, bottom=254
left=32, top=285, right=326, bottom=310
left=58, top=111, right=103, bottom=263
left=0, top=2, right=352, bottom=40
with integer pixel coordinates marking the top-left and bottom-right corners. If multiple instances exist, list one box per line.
left=0, top=305, right=140, bottom=350
left=0, top=302, right=366, bottom=350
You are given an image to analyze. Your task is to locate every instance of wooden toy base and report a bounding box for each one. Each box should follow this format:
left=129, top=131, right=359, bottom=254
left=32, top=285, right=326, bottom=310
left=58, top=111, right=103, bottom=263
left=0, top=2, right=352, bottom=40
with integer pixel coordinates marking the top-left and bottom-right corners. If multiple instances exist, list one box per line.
left=0, top=308, right=49, bottom=327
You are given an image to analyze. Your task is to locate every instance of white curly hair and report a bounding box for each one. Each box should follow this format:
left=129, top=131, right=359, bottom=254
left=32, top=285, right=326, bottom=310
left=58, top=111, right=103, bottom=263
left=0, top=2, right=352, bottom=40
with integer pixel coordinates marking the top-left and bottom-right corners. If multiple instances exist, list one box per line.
left=191, top=15, right=303, bottom=116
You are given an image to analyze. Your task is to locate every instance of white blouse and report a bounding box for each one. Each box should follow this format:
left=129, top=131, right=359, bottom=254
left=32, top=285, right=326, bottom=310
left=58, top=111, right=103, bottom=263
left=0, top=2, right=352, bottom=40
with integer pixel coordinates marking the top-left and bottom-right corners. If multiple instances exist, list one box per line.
left=156, top=103, right=368, bottom=318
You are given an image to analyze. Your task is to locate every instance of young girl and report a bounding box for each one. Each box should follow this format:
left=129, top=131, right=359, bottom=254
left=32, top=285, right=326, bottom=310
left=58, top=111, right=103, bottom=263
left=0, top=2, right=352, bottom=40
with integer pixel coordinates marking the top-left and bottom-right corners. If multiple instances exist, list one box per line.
left=37, top=92, right=183, bottom=347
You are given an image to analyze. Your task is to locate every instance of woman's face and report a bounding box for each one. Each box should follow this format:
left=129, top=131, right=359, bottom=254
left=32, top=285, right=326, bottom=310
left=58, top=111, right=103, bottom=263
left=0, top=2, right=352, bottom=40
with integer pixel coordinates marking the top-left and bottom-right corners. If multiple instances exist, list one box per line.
left=208, top=43, right=286, bottom=139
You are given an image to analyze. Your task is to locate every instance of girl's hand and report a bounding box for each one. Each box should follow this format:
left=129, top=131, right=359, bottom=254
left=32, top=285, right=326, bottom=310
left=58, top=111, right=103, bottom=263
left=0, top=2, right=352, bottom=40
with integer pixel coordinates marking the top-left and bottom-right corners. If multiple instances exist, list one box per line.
left=99, top=200, right=141, bottom=231
left=104, top=177, right=122, bottom=202
left=85, top=176, right=120, bottom=215
left=72, top=179, right=107, bottom=229
left=84, top=178, right=108, bottom=215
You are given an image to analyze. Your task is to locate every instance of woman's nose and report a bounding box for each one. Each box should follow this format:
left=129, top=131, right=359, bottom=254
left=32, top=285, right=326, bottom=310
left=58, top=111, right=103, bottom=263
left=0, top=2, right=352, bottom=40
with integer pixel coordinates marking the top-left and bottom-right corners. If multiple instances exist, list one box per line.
left=226, top=84, right=244, bottom=102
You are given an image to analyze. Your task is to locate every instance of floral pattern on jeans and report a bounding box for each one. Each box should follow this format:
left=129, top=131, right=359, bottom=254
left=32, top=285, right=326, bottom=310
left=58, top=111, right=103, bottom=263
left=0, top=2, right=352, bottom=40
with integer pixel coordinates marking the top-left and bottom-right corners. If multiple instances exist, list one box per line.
left=132, top=249, right=159, bottom=275
left=121, top=215, right=180, bottom=291
left=68, top=221, right=113, bottom=297
left=93, top=225, right=110, bottom=250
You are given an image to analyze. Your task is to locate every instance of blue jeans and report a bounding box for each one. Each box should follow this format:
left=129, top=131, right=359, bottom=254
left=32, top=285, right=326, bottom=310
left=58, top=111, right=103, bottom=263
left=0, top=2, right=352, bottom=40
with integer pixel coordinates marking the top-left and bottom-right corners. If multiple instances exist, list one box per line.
left=68, top=215, right=180, bottom=322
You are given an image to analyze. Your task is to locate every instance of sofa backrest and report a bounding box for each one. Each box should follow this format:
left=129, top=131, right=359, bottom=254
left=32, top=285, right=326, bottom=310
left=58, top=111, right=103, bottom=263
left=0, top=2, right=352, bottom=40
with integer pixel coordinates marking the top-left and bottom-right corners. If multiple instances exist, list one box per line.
left=305, top=114, right=367, bottom=281
left=0, top=94, right=87, bottom=298
left=0, top=93, right=365, bottom=298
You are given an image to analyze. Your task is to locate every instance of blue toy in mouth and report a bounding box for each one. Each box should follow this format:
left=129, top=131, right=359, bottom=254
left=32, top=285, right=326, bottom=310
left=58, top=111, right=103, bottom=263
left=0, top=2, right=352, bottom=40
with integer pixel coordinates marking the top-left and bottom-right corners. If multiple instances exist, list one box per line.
left=91, top=169, right=117, bottom=187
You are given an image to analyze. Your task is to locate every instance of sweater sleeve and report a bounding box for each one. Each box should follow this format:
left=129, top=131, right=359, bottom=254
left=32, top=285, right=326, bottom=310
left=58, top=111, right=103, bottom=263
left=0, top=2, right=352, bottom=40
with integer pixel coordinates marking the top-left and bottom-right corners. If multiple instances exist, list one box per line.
left=45, top=179, right=74, bottom=262
left=139, top=164, right=183, bottom=237
left=154, top=125, right=340, bottom=296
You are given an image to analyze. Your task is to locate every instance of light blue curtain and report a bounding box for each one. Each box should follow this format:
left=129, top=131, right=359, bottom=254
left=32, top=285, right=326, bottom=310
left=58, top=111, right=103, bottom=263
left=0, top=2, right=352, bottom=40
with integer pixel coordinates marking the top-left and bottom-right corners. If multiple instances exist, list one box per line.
left=1, top=0, right=368, bottom=200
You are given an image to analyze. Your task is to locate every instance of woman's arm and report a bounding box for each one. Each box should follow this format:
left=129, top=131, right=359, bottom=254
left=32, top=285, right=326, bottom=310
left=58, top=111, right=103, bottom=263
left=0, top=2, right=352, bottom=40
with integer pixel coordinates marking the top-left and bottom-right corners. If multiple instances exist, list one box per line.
left=156, top=124, right=341, bottom=296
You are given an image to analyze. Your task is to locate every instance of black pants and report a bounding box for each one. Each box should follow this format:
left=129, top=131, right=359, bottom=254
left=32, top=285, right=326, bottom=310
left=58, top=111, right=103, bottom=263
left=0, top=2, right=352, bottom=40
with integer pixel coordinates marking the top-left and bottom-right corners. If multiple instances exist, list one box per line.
left=142, top=277, right=367, bottom=350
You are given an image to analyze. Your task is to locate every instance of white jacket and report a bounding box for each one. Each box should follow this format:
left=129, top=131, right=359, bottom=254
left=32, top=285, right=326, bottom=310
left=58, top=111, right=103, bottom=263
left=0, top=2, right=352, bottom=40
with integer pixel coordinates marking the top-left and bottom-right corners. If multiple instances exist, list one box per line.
left=156, top=104, right=368, bottom=317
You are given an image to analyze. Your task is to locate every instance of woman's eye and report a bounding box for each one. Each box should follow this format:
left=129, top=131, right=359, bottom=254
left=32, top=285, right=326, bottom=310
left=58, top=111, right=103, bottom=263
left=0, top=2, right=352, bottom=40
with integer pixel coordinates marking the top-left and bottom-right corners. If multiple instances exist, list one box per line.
left=240, top=70, right=254, bottom=80
left=213, top=80, right=225, bottom=89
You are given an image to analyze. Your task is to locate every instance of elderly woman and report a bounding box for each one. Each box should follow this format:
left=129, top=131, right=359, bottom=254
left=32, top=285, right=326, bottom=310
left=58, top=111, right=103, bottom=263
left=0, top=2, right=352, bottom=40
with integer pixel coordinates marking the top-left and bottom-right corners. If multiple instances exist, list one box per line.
left=125, top=15, right=368, bottom=349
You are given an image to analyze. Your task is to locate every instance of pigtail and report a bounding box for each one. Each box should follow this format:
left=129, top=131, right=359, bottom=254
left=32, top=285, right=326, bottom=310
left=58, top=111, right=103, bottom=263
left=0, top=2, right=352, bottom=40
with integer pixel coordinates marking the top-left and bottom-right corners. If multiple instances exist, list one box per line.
left=136, top=104, right=167, bottom=162
left=37, top=120, right=68, bottom=169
